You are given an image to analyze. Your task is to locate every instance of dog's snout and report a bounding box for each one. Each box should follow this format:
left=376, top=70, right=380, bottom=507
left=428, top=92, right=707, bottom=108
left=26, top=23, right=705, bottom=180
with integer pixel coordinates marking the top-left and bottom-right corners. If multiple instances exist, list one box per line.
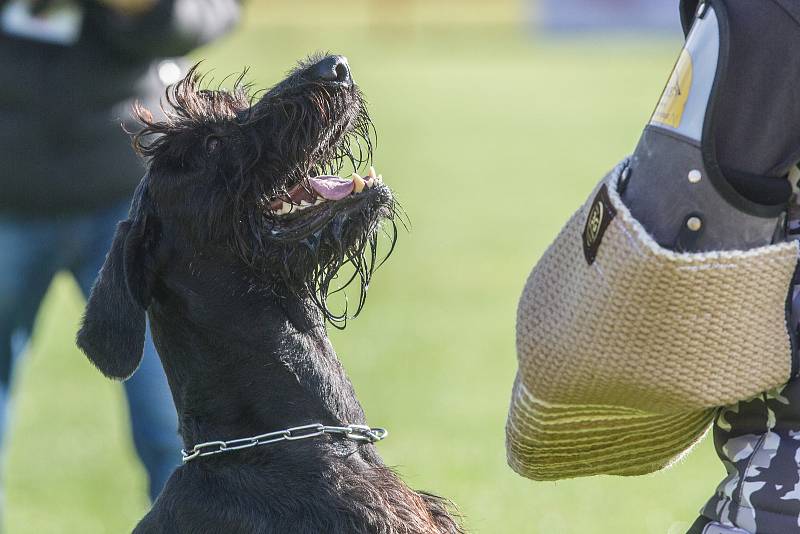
left=310, top=55, right=352, bottom=86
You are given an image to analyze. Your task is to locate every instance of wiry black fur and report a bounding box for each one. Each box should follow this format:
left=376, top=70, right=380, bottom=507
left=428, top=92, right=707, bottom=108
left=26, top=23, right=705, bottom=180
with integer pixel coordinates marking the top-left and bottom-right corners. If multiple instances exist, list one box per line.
left=132, top=57, right=392, bottom=326
left=76, top=55, right=462, bottom=533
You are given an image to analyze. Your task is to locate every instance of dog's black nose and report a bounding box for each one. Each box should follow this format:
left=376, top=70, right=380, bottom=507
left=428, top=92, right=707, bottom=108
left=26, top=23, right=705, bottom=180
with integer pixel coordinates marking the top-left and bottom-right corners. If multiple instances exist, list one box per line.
left=310, top=55, right=352, bottom=86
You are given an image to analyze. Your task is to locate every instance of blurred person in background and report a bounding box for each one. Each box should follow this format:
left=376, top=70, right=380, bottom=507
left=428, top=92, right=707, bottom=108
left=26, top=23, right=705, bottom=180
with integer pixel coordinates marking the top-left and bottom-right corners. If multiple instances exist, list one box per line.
left=0, top=0, right=240, bottom=507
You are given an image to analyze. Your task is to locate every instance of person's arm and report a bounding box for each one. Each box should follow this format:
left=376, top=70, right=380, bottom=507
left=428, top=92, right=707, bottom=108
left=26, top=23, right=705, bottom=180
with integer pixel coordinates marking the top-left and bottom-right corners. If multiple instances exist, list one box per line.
left=90, top=0, right=241, bottom=59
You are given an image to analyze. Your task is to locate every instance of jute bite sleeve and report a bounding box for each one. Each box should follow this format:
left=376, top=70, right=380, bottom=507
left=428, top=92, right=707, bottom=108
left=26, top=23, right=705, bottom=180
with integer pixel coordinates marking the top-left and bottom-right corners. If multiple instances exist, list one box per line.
left=506, top=160, right=799, bottom=481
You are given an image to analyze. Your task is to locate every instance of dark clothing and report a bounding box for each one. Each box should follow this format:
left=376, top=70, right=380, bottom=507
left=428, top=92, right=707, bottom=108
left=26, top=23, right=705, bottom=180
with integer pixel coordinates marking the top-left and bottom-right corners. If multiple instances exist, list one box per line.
left=0, top=0, right=241, bottom=214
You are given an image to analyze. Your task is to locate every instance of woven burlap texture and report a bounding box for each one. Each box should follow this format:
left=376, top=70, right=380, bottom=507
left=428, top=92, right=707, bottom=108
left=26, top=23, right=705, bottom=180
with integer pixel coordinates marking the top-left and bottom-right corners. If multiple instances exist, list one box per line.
left=506, top=378, right=714, bottom=481
left=507, top=161, right=798, bottom=480
left=517, top=164, right=797, bottom=413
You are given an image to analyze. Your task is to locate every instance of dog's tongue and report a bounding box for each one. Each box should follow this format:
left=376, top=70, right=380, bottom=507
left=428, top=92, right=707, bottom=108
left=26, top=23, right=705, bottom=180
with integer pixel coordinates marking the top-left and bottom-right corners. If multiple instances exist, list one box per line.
left=308, top=175, right=355, bottom=200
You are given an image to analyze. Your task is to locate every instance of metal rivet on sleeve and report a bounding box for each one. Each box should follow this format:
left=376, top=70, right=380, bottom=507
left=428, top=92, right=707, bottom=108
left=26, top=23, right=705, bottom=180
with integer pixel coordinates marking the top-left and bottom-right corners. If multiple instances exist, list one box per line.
left=686, top=217, right=703, bottom=232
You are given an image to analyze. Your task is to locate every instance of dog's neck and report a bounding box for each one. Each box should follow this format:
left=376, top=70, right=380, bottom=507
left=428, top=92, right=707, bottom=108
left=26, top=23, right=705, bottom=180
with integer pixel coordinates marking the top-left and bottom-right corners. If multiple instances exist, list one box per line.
left=147, top=290, right=368, bottom=450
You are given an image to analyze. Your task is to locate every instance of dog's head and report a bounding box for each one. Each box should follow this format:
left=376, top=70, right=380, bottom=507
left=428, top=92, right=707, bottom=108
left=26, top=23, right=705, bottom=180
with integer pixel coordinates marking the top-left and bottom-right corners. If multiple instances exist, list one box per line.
left=77, top=55, right=398, bottom=380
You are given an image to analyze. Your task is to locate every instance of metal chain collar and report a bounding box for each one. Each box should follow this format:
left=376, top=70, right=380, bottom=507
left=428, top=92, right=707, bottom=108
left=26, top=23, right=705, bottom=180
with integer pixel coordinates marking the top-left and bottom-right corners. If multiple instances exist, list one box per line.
left=181, top=423, right=388, bottom=462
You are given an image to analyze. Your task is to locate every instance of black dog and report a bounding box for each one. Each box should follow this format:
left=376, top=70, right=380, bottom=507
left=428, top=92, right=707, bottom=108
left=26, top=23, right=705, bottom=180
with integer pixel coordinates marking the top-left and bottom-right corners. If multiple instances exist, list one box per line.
left=77, top=55, right=462, bottom=533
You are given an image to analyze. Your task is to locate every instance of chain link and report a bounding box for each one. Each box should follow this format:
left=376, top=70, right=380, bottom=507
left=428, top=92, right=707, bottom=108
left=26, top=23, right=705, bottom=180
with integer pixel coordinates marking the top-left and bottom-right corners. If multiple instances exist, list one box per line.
left=181, top=424, right=388, bottom=462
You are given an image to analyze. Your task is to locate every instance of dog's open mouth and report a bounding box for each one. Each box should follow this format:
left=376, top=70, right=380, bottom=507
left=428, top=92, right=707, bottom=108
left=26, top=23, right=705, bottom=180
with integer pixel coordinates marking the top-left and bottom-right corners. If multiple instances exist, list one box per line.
left=266, top=166, right=384, bottom=219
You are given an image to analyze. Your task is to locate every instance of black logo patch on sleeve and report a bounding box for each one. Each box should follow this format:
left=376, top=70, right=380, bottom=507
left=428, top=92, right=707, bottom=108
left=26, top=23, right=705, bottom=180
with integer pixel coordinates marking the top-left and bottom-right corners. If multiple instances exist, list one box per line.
left=582, top=184, right=616, bottom=265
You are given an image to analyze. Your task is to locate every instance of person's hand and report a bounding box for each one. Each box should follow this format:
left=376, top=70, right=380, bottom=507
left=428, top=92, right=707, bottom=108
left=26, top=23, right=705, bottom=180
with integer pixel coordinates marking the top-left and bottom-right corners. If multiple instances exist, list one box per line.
left=95, top=0, right=158, bottom=17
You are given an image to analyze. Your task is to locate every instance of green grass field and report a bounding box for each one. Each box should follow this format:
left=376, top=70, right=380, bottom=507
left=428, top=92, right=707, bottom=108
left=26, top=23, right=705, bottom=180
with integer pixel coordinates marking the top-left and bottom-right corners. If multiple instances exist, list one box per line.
left=5, top=2, right=727, bottom=532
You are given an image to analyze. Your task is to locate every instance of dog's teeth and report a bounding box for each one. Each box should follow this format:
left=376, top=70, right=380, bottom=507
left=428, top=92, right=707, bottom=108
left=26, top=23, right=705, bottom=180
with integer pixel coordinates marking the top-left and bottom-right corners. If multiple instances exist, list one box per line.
left=352, top=173, right=366, bottom=193
left=368, top=166, right=377, bottom=179
left=281, top=201, right=292, bottom=214
left=365, top=178, right=375, bottom=188
left=314, top=197, right=326, bottom=205
left=300, top=200, right=313, bottom=208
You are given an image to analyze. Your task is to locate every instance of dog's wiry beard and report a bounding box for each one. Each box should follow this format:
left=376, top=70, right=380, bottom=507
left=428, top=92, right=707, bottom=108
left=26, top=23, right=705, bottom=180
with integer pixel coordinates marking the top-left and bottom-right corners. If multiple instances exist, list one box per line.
left=229, top=63, right=400, bottom=328
left=236, top=165, right=401, bottom=329
left=264, top=196, right=400, bottom=328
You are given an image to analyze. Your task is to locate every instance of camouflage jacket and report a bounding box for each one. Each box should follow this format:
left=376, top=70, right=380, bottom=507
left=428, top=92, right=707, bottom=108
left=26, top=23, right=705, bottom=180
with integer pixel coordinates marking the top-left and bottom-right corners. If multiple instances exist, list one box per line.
left=701, top=384, right=800, bottom=533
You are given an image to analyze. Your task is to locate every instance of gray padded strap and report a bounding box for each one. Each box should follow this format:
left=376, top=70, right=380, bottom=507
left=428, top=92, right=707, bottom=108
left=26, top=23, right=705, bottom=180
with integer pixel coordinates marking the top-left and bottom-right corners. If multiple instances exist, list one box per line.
left=623, top=1, right=787, bottom=252
left=625, top=128, right=785, bottom=251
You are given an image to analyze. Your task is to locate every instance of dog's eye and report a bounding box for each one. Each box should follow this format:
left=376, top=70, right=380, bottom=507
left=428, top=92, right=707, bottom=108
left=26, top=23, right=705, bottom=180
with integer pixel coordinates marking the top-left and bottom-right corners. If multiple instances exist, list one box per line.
left=205, top=136, right=221, bottom=154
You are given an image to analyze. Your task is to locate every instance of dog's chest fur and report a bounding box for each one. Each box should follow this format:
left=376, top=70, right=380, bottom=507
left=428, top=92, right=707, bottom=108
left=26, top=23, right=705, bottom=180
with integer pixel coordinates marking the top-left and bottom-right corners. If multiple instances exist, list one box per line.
left=130, top=300, right=459, bottom=534
left=134, top=443, right=455, bottom=533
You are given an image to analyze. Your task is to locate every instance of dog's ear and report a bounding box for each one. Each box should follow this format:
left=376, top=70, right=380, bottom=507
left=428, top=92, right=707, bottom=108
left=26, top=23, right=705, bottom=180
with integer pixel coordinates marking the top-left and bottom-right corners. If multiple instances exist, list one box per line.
left=77, top=213, right=157, bottom=380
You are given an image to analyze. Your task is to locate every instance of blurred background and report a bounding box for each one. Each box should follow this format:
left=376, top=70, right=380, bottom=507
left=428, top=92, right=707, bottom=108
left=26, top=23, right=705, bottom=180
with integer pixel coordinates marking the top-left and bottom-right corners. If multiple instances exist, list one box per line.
left=4, top=0, right=726, bottom=532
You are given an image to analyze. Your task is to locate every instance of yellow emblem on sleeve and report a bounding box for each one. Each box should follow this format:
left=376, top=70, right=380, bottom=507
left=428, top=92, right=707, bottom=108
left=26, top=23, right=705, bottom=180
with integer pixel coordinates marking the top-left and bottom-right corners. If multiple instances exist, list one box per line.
left=651, top=49, right=693, bottom=129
